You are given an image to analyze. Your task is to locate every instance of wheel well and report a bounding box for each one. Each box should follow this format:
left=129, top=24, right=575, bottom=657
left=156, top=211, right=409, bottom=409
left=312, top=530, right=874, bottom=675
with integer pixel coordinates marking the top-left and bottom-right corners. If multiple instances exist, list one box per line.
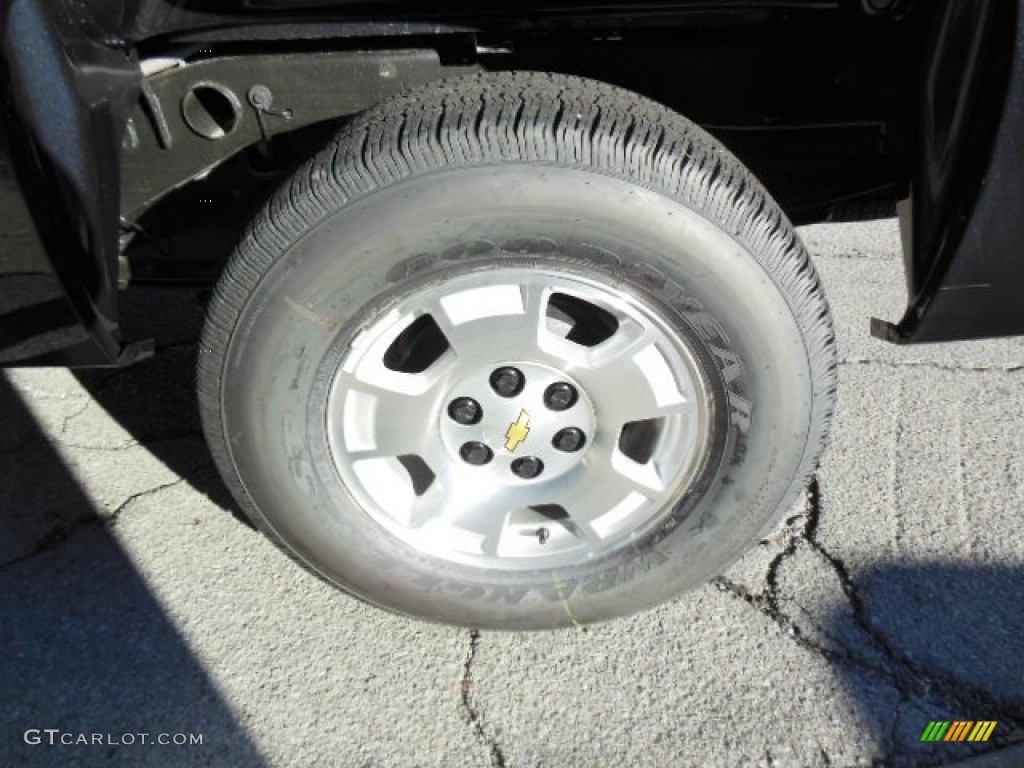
left=122, top=8, right=924, bottom=287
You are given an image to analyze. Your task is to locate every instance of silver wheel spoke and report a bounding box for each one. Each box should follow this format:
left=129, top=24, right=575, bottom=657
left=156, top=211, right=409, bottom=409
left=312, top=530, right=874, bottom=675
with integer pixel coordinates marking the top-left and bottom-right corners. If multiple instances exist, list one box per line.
left=541, top=480, right=653, bottom=547
left=428, top=282, right=548, bottom=361
left=426, top=483, right=519, bottom=556
left=583, top=339, right=697, bottom=427
left=453, top=503, right=513, bottom=557
left=330, top=375, right=444, bottom=460
left=507, top=436, right=662, bottom=549
left=552, top=516, right=604, bottom=547
left=406, top=483, right=446, bottom=528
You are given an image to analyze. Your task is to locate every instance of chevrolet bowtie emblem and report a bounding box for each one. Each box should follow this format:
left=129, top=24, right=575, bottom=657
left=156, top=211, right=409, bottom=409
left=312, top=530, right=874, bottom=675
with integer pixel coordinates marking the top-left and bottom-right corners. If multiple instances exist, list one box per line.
left=504, top=409, right=531, bottom=453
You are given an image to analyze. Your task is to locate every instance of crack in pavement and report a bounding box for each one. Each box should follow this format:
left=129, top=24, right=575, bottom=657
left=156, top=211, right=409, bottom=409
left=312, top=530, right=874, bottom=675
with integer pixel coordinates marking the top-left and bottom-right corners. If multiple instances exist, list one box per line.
left=713, top=478, right=1024, bottom=755
left=58, top=399, right=92, bottom=435
left=53, top=439, right=140, bottom=452
left=106, top=468, right=210, bottom=519
left=0, top=464, right=212, bottom=572
left=839, top=358, right=1024, bottom=374
left=52, top=430, right=207, bottom=453
left=460, top=630, right=508, bottom=768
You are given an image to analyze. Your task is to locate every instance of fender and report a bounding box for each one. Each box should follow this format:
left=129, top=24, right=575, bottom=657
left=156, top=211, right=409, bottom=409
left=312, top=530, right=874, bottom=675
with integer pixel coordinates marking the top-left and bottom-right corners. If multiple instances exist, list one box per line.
left=873, top=0, right=1024, bottom=343
left=1, top=0, right=150, bottom=366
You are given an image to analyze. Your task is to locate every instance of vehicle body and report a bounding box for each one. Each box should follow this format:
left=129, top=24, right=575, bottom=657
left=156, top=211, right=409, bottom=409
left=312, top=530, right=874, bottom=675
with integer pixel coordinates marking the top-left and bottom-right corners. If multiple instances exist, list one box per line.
left=0, top=0, right=1020, bottom=628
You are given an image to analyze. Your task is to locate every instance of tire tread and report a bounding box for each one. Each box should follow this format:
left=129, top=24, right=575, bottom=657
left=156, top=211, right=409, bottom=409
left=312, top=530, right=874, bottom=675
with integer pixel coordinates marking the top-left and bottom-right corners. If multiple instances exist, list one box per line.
left=198, top=71, right=838, bottom=594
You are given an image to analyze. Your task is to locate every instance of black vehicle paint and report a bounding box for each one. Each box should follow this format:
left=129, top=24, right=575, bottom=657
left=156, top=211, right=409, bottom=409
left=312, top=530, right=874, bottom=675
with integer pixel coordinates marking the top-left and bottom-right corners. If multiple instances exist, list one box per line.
left=0, top=0, right=1020, bottom=366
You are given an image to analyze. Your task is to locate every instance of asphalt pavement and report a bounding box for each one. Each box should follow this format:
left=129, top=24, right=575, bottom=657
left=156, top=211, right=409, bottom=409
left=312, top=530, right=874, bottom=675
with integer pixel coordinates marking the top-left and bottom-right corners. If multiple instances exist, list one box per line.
left=1, top=219, right=1022, bottom=767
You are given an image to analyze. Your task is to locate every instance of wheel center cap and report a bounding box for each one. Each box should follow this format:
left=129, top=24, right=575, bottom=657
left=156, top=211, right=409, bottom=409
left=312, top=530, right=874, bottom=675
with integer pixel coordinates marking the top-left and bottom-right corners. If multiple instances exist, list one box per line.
left=440, top=362, right=596, bottom=483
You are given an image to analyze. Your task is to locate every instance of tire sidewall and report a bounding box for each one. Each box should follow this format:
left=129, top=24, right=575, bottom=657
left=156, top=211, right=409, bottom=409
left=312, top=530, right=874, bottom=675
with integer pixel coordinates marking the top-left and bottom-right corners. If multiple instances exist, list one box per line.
left=218, top=165, right=814, bottom=628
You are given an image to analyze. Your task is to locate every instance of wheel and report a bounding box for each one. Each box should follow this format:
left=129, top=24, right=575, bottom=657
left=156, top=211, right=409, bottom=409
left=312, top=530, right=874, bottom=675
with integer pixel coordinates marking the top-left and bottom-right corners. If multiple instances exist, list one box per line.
left=198, top=72, right=837, bottom=629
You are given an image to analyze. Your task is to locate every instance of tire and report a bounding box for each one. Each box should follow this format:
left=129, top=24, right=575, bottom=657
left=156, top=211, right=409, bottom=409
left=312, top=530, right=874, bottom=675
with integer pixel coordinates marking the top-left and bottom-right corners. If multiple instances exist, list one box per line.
left=198, top=72, right=837, bottom=629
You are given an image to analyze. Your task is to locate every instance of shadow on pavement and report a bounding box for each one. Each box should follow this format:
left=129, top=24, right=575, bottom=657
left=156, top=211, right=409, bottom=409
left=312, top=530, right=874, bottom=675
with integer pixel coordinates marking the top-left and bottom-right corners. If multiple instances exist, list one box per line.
left=0, top=373, right=267, bottom=767
left=16, top=285, right=1024, bottom=767
left=827, top=562, right=1024, bottom=767
left=72, top=287, right=244, bottom=522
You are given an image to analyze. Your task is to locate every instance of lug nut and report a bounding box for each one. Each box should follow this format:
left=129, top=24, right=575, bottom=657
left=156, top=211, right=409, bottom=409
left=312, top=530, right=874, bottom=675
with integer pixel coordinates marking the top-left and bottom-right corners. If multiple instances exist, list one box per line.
left=448, top=397, right=482, bottom=425
left=490, top=367, right=525, bottom=398
left=543, top=382, right=578, bottom=411
left=511, top=456, right=544, bottom=479
left=552, top=427, right=586, bottom=452
left=460, top=442, right=493, bottom=466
